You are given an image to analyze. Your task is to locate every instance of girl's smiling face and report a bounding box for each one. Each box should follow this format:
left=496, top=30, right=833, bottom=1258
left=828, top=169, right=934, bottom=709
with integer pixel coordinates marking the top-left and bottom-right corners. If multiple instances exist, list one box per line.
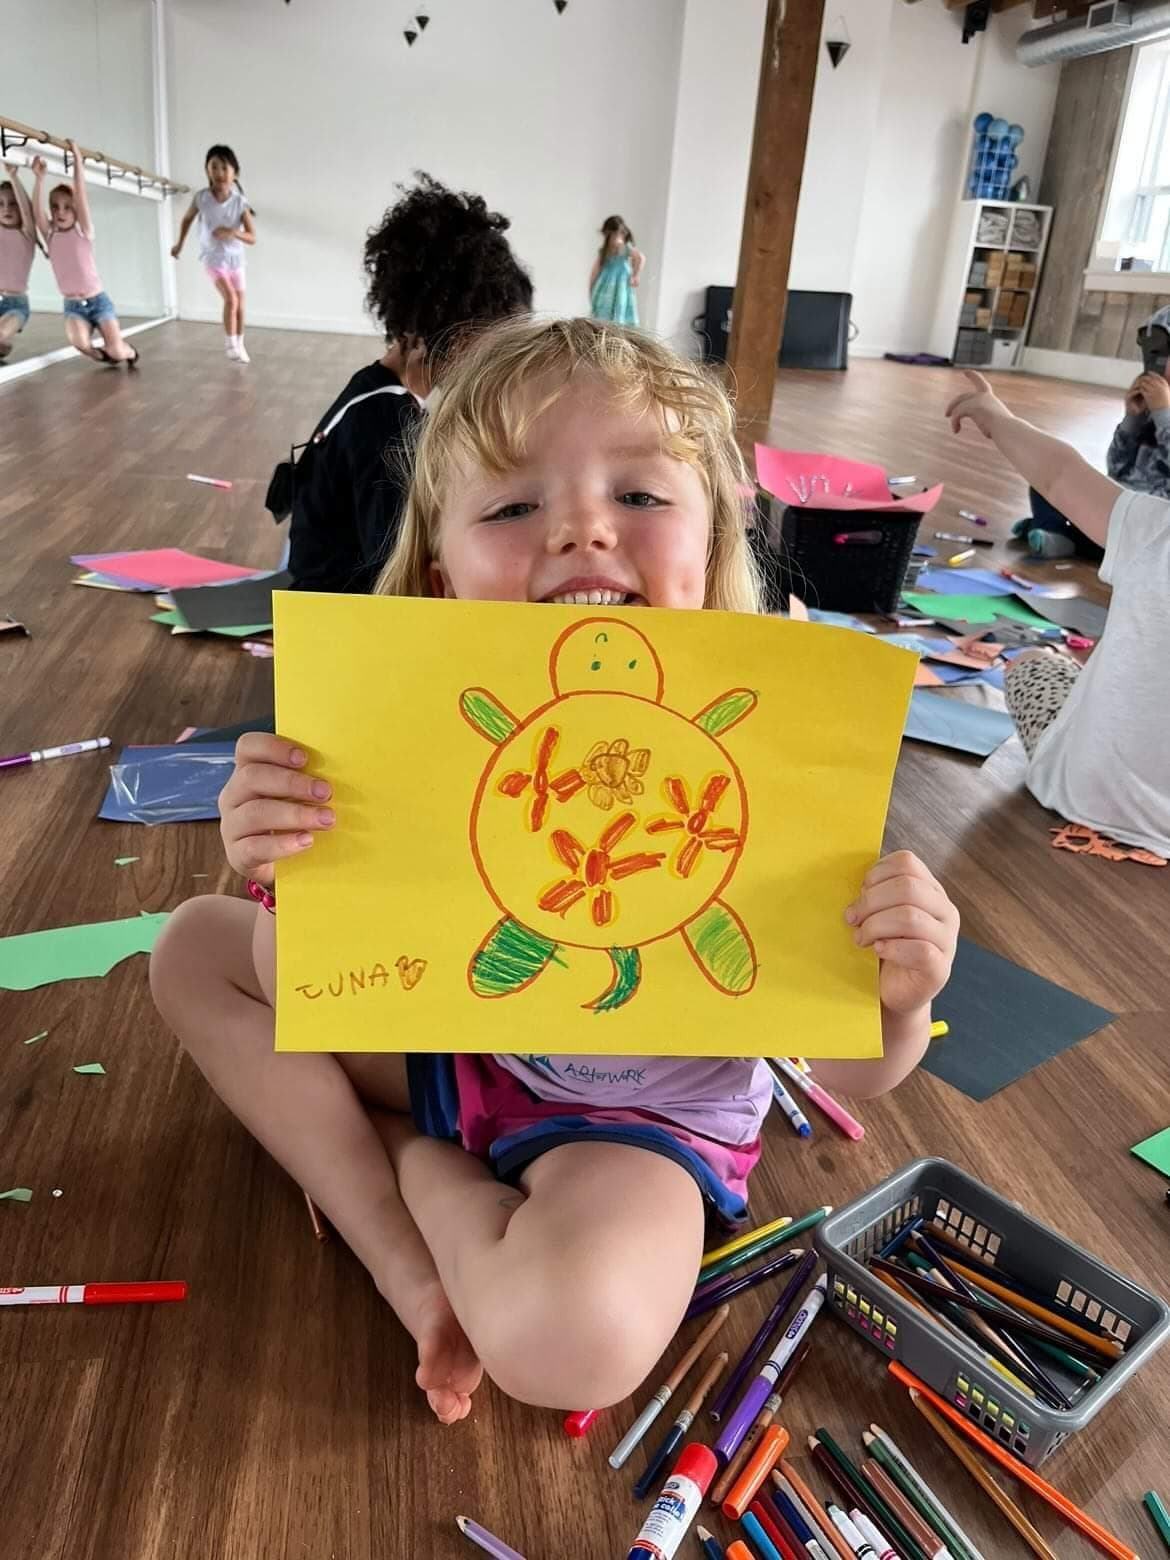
left=431, top=378, right=711, bottom=611
left=49, top=190, right=76, bottom=230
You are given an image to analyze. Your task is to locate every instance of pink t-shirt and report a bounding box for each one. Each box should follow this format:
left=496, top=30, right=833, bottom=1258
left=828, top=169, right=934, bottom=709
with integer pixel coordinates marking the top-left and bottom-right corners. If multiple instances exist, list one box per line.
left=493, top=1053, right=772, bottom=1145
left=47, top=225, right=103, bottom=297
left=0, top=226, right=35, bottom=294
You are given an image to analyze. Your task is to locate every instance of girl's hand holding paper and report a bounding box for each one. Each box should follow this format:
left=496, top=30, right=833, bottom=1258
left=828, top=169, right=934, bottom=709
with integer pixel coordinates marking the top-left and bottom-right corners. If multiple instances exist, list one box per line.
left=845, top=849, right=959, bottom=1015
left=218, top=732, right=335, bottom=885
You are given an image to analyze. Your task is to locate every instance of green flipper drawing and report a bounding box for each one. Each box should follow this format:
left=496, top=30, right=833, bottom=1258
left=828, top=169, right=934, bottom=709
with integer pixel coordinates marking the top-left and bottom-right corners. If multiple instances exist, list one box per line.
left=469, top=916, right=562, bottom=997
left=681, top=900, right=757, bottom=996
left=585, top=947, right=641, bottom=1013
left=460, top=687, right=518, bottom=743
left=694, top=688, right=758, bottom=738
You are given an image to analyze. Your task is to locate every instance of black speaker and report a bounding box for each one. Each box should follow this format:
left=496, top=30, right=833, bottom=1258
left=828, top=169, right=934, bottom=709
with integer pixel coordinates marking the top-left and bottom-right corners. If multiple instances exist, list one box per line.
left=695, top=286, right=852, bottom=370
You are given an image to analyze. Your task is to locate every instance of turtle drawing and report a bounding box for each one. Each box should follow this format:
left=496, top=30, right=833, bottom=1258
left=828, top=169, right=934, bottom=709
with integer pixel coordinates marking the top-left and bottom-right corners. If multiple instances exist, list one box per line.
left=459, top=617, right=760, bottom=1013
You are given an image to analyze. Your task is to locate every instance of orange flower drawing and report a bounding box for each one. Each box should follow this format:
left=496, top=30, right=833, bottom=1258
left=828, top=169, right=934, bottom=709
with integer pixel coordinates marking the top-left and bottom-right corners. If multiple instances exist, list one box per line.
left=646, top=774, right=740, bottom=878
left=497, top=725, right=586, bottom=830
left=539, top=813, right=665, bottom=927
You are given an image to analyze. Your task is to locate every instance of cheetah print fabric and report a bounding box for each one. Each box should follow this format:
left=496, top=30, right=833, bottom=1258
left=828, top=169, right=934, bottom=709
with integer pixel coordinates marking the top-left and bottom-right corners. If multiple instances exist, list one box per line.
left=1004, top=652, right=1081, bottom=758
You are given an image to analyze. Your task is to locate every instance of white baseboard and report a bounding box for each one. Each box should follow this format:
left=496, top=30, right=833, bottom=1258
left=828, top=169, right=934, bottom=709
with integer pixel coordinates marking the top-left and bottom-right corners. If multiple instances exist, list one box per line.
left=1021, top=347, right=1137, bottom=389
left=177, top=306, right=381, bottom=339
left=0, top=315, right=172, bottom=387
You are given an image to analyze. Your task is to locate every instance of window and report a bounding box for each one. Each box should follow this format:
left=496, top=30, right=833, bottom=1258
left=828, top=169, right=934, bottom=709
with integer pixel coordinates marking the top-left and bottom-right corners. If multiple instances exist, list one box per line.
left=1098, top=41, right=1170, bottom=273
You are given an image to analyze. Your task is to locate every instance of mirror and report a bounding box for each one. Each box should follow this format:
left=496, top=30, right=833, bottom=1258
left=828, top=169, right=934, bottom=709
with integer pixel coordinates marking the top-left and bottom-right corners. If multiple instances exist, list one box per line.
left=2, top=0, right=167, bottom=374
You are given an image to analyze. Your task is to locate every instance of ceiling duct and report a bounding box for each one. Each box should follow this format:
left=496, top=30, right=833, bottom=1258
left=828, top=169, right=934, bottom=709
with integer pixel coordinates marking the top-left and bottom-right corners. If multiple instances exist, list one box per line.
left=1017, top=0, right=1170, bottom=65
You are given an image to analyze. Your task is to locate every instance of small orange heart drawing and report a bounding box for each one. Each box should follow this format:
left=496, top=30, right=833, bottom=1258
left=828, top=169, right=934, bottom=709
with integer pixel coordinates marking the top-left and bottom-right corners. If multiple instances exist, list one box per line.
left=396, top=956, right=427, bottom=991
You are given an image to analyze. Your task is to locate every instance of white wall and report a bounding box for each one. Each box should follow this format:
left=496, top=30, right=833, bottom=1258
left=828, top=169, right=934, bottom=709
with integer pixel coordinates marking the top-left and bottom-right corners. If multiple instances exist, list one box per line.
left=850, top=4, right=1060, bottom=358
left=5, top=0, right=166, bottom=316
left=164, top=0, right=686, bottom=335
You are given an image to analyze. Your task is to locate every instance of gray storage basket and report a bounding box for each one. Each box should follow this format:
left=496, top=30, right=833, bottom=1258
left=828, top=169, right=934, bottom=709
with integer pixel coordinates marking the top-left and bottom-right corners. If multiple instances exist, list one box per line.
left=813, top=1157, right=1170, bottom=1467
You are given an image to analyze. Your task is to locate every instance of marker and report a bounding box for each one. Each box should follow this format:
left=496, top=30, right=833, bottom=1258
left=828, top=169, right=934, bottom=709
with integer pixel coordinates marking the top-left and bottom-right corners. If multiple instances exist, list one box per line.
left=767, top=1066, right=812, bottom=1136
left=774, top=1059, right=863, bottom=1142
left=932, top=531, right=992, bottom=547
left=945, top=550, right=975, bottom=566
left=833, top=531, right=883, bottom=545
left=958, top=510, right=989, bottom=526
left=1065, top=635, right=1095, bottom=649
left=608, top=1304, right=730, bottom=1468
left=0, top=1281, right=187, bottom=1306
left=0, top=736, right=111, bottom=771
left=929, top=1022, right=948, bottom=1040
left=626, top=1443, right=716, bottom=1560
left=835, top=1507, right=886, bottom=1558
left=999, top=568, right=1035, bottom=590
left=455, top=1515, right=526, bottom=1560
left=187, top=473, right=234, bottom=489
left=887, top=476, right=918, bottom=487
left=714, top=1276, right=828, bottom=1462
left=741, top=1510, right=785, bottom=1560
left=709, top=1251, right=817, bottom=1423
left=721, top=1424, right=790, bottom=1520
left=563, top=1409, right=601, bottom=1437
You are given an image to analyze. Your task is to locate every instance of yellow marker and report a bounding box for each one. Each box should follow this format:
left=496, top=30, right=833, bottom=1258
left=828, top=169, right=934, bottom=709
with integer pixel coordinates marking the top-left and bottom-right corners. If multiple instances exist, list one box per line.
left=700, top=1215, right=792, bottom=1271
left=946, top=549, right=975, bottom=566
left=930, top=1020, right=949, bottom=1039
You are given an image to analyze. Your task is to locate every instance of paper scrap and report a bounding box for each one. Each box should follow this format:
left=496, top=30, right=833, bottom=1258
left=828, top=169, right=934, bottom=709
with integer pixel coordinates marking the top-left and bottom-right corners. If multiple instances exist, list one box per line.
left=152, top=609, right=272, bottom=638
left=72, top=1063, right=106, bottom=1075
left=114, top=857, right=140, bottom=867
left=274, top=594, right=917, bottom=1059
left=914, top=663, right=944, bottom=687
left=1132, top=1127, right=1170, bottom=1177
left=24, top=1031, right=48, bottom=1045
left=0, top=912, right=170, bottom=991
left=787, top=593, right=809, bottom=622
left=71, top=548, right=260, bottom=590
left=1, top=614, right=29, bottom=636
left=755, top=445, right=944, bottom=515
left=913, top=568, right=1016, bottom=598
left=171, top=571, right=291, bottom=631
left=903, top=690, right=1015, bottom=757
left=98, top=743, right=234, bottom=824
left=902, top=592, right=1051, bottom=628
left=1050, top=823, right=1167, bottom=867
left=0, top=1188, right=33, bottom=1202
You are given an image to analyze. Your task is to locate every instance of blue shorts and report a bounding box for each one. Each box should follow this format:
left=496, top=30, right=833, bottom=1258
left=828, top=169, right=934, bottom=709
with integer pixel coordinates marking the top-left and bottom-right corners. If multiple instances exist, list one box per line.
left=64, top=292, right=117, bottom=327
left=0, top=293, right=29, bottom=326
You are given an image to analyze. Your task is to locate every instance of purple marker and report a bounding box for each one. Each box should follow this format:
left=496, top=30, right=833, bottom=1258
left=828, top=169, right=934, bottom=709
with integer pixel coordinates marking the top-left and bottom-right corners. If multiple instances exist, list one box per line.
left=708, top=1249, right=817, bottom=1422
left=714, top=1275, right=828, bottom=1463
left=0, top=736, right=110, bottom=771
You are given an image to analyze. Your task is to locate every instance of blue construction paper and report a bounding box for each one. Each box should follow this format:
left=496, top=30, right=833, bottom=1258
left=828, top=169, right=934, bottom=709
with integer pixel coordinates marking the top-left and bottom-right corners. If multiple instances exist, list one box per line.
left=806, top=609, right=876, bottom=632
left=903, top=691, right=1015, bottom=756
left=913, top=568, right=1017, bottom=597
left=912, top=545, right=937, bottom=558
left=928, top=662, right=987, bottom=685
left=880, top=634, right=956, bottom=655
left=97, top=743, right=235, bottom=824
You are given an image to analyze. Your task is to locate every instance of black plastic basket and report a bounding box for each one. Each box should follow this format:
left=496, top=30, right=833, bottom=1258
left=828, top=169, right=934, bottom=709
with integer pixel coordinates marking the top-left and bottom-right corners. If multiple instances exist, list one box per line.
left=759, top=493, right=921, bottom=615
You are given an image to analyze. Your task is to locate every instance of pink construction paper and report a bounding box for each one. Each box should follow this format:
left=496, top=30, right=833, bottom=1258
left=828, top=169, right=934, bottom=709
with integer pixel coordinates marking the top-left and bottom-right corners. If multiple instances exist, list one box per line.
left=755, top=444, right=944, bottom=515
left=71, top=549, right=260, bottom=589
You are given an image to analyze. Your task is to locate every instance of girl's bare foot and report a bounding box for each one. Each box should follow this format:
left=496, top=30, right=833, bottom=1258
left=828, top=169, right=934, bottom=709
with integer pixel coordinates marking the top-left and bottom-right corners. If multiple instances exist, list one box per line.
left=412, top=1281, right=483, bottom=1424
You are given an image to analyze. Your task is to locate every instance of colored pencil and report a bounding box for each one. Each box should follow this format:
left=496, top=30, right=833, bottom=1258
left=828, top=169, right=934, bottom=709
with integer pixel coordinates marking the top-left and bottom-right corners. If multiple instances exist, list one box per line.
left=742, top=1507, right=790, bottom=1560
left=633, top=1351, right=728, bottom=1499
left=1144, top=1492, right=1170, bottom=1553
left=772, top=1473, right=847, bottom=1560
left=923, top=1239, right=1124, bottom=1360
left=810, top=1441, right=911, bottom=1560
left=862, top=1460, right=952, bottom=1559
left=753, top=1498, right=805, bottom=1558
left=697, top=1525, right=727, bottom=1560
left=702, top=1216, right=793, bottom=1271
left=608, top=1304, right=730, bottom=1469
left=774, top=1058, right=864, bottom=1141
left=904, top=1398, right=1057, bottom=1560
left=709, top=1342, right=811, bottom=1505
left=774, top=1463, right=855, bottom=1560
left=715, top=1277, right=828, bottom=1462
left=722, top=1425, right=789, bottom=1520
left=811, top=1433, right=929, bottom=1560
left=303, top=1191, right=328, bottom=1243
left=686, top=1249, right=803, bottom=1320
left=698, top=1205, right=830, bottom=1285
left=767, top=1064, right=812, bottom=1136
left=455, top=1515, right=526, bottom=1560
left=709, top=1249, right=818, bottom=1422
left=864, top=1427, right=984, bottom=1560
left=771, top=1485, right=820, bottom=1547
left=893, top=1369, right=1138, bottom=1560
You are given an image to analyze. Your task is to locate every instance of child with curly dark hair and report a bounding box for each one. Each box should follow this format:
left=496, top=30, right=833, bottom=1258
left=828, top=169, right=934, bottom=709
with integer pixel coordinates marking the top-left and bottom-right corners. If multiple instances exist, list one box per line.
left=288, top=173, right=533, bottom=594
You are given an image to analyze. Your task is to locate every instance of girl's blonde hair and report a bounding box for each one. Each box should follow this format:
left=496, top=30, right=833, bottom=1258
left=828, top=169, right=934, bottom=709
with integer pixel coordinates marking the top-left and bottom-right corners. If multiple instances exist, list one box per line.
left=374, top=315, right=763, bottom=615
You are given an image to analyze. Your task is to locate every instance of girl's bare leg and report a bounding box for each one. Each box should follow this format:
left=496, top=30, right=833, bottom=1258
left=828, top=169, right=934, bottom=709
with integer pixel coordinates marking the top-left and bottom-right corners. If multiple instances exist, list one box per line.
left=383, top=1126, right=706, bottom=1408
left=214, top=275, right=239, bottom=336
left=96, top=315, right=135, bottom=362
left=64, top=314, right=103, bottom=360
left=0, top=312, right=21, bottom=356
left=149, top=896, right=482, bottom=1422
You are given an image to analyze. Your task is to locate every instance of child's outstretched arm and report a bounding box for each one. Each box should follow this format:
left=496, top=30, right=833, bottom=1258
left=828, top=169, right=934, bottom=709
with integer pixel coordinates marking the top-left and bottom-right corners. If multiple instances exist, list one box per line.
left=29, top=156, right=49, bottom=240
left=946, top=370, right=1119, bottom=549
left=812, top=851, right=959, bottom=1100
left=3, top=164, right=36, bottom=241
left=171, top=198, right=198, bottom=258
left=67, top=141, right=94, bottom=240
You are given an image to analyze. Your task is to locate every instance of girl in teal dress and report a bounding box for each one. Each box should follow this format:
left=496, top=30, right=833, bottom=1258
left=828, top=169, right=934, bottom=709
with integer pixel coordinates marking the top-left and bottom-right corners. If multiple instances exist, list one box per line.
left=589, top=214, right=644, bottom=325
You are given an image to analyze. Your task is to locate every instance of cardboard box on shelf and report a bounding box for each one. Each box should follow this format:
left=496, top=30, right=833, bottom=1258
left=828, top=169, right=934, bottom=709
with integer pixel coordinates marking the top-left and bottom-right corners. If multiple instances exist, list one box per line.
left=976, top=308, right=993, bottom=329
left=986, top=253, right=1007, bottom=286
left=1010, top=292, right=1030, bottom=328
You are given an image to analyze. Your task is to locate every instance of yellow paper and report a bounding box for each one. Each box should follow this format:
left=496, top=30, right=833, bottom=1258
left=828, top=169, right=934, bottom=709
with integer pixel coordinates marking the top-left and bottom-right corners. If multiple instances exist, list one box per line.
left=274, top=595, right=916, bottom=1058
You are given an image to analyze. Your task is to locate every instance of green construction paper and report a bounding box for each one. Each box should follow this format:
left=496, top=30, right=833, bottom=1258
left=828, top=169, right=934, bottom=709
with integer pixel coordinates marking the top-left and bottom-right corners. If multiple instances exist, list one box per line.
left=114, top=856, right=140, bottom=867
left=0, top=1187, right=33, bottom=1202
left=0, top=911, right=170, bottom=991
left=72, top=1063, right=106, bottom=1075
left=1132, top=1127, right=1170, bottom=1178
left=24, top=1031, right=48, bottom=1045
left=902, top=591, right=1051, bottom=627
left=151, top=609, right=271, bottom=638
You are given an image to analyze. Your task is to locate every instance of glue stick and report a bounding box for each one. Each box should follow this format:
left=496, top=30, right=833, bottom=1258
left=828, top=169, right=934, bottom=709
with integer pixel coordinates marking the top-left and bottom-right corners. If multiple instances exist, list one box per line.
left=627, top=1444, right=717, bottom=1560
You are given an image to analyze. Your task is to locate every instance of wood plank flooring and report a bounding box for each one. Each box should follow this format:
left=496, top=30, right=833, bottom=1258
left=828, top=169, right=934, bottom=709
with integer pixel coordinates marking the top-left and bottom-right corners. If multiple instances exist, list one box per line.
left=1, top=327, right=1166, bottom=1560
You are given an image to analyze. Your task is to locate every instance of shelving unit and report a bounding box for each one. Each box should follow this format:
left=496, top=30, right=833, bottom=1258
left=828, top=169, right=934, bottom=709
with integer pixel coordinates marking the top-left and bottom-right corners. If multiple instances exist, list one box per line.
left=929, top=200, right=1053, bottom=370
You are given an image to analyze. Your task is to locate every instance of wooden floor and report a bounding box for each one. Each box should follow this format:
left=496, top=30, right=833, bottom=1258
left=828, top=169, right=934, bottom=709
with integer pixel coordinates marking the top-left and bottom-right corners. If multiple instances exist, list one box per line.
left=1, top=312, right=152, bottom=368
left=1, top=327, right=1166, bottom=1560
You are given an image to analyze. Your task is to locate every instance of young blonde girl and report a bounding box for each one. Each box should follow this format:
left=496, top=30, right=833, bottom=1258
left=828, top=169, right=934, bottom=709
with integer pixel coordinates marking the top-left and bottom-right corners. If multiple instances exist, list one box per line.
left=151, top=318, right=959, bottom=1426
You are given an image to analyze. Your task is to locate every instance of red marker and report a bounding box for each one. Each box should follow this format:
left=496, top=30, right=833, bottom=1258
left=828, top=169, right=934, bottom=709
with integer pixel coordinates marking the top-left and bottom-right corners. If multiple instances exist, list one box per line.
left=564, top=1409, right=601, bottom=1437
left=187, top=473, right=233, bottom=490
left=0, top=1282, right=187, bottom=1307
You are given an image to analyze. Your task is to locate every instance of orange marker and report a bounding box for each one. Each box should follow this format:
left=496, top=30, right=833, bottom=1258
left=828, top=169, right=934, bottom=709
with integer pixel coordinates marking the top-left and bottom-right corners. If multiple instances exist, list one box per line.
left=721, top=1423, right=789, bottom=1520
left=726, top=1544, right=755, bottom=1560
left=890, top=1364, right=1139, bottom=1560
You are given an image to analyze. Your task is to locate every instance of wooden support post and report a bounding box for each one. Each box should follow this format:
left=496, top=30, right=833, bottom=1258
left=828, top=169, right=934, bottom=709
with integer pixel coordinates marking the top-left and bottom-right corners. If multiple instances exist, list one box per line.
left=727, top=0, right=825, bottom=432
